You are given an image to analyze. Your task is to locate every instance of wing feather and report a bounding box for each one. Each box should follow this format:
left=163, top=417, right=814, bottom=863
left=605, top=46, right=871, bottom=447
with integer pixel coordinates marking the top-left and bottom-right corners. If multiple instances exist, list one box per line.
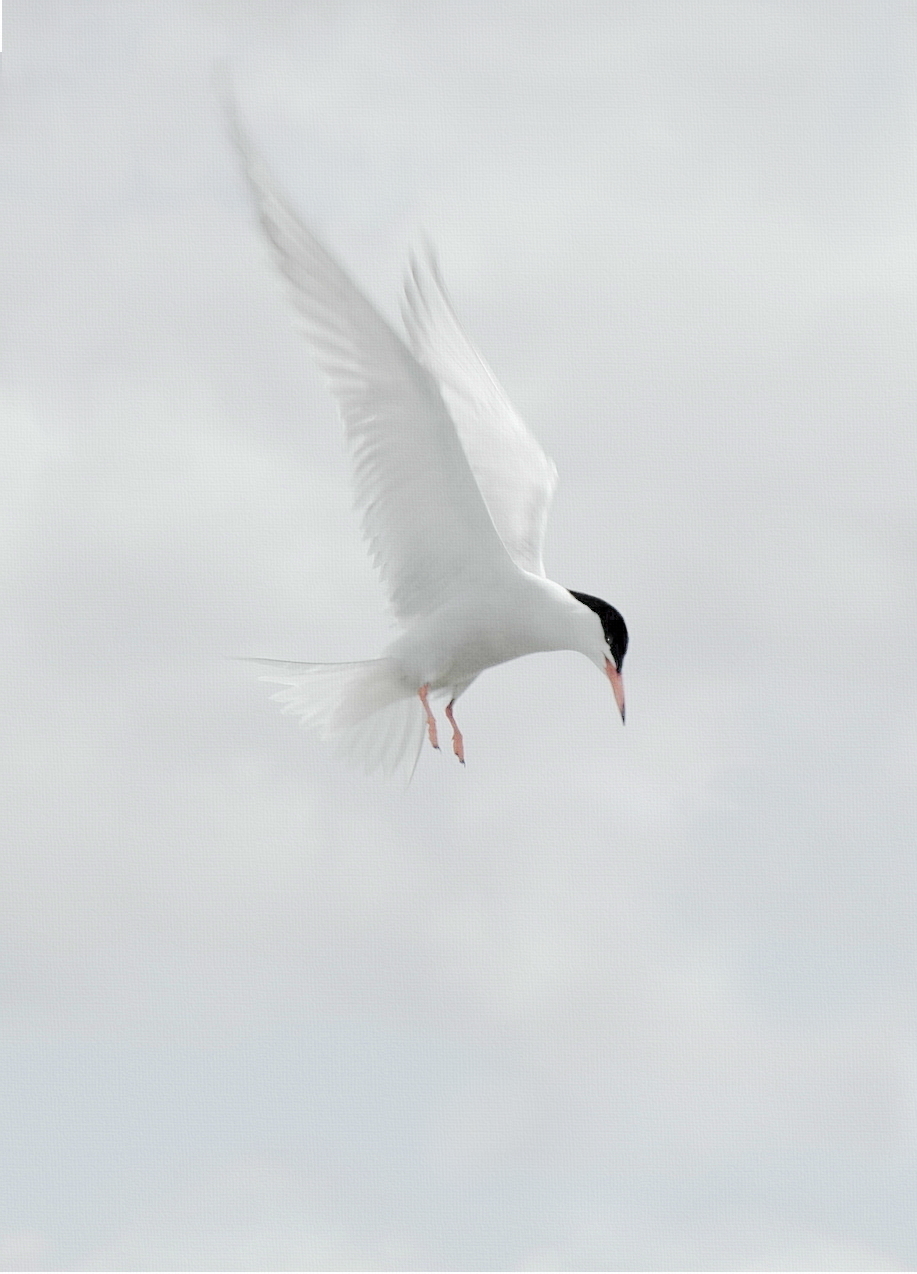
left=225, top=104, right=514, bottom=622
left=401, top=247, right=558, bottom=576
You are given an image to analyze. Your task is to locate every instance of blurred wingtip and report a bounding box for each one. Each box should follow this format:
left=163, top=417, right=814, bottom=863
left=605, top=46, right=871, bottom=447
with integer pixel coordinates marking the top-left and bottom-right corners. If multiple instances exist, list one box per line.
left=211, top=59, right=238, bottom=127
left=211, top=59, right=260, bottom=185
left=418, top=230, right=438, bottom=267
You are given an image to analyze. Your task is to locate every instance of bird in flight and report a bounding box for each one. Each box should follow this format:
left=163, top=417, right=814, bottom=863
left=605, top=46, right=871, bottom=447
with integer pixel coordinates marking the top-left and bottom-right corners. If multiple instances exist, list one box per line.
left=226, top=102, right=628, bottom=781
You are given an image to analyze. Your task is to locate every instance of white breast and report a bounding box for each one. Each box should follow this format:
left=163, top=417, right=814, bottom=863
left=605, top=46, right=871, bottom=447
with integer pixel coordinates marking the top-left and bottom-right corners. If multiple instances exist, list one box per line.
left=383, top=572, right=604, bottom=693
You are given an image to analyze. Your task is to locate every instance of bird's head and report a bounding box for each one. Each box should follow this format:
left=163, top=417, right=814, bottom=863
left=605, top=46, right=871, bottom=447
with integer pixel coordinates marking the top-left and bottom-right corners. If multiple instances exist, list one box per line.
left=568, top=590, right=628, bottom=722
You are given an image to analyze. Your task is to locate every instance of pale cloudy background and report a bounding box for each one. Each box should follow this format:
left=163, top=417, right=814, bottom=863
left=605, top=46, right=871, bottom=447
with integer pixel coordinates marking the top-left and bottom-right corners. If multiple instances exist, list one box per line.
left=2, top=2, right=917, bottom=1269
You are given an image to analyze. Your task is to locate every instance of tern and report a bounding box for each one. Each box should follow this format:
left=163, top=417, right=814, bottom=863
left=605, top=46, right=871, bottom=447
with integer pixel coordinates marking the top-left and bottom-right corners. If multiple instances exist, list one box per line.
left=227, top=107, right=628, bottom=780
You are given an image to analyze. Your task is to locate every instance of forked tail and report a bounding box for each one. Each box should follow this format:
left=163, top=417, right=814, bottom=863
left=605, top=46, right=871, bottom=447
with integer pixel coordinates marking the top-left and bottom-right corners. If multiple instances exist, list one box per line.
left=242, top=658, right=426, bottom=782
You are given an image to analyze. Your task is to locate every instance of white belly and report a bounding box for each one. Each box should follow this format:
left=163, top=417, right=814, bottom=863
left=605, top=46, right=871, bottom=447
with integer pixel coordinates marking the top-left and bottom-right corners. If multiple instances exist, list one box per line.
left=383, top=572, right=602, bottom=694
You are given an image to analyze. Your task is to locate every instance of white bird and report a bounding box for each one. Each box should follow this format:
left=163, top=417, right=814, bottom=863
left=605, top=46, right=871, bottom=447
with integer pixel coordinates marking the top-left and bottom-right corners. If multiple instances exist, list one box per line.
left=227, top=103, right=628, bottom=781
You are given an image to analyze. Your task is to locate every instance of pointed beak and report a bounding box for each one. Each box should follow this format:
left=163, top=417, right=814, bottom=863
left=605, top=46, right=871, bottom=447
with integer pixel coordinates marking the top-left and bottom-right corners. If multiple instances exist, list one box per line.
left=604, top=657, right=626, bottom=723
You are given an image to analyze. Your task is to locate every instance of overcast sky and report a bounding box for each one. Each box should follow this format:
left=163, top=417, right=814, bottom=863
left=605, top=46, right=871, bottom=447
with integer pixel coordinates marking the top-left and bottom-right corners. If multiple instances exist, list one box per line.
left=2, top=3, right=917, bottom=1269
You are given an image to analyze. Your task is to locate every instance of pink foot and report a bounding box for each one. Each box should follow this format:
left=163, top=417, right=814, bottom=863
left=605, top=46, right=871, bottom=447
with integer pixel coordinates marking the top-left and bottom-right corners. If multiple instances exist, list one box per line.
left=418, top=684, right=439, bottom=750
left=445, top=699, right=465, bottom=765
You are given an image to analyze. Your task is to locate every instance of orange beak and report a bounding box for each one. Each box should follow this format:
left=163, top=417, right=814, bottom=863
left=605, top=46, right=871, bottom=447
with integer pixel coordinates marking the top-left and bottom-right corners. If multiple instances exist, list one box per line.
left=604, top=657, right=626, bottom=723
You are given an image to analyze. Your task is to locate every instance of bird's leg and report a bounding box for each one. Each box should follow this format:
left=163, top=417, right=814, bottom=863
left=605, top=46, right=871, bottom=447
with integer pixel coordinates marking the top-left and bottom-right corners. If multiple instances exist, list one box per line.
left=444, top=699, right=465, bottom=765
left=418, top=684, right=439, bottom=750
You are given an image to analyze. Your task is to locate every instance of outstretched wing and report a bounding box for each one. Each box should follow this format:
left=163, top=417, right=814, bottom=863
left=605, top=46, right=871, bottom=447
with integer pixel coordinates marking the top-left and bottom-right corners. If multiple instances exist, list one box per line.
left=402, top=247, right=558, bottom=577
left=224, top=100, right=515, bottom=623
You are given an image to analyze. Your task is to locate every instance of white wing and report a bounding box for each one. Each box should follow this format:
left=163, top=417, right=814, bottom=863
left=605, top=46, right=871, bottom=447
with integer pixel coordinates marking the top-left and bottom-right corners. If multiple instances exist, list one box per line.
left=226, top=107, right=515, bottom=623
left=402, top=247, right=558, bottom=577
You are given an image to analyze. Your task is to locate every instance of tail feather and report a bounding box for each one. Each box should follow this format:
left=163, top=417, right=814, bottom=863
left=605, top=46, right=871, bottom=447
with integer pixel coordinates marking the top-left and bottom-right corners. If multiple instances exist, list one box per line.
left=242, top=657, right=426, bottom=781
